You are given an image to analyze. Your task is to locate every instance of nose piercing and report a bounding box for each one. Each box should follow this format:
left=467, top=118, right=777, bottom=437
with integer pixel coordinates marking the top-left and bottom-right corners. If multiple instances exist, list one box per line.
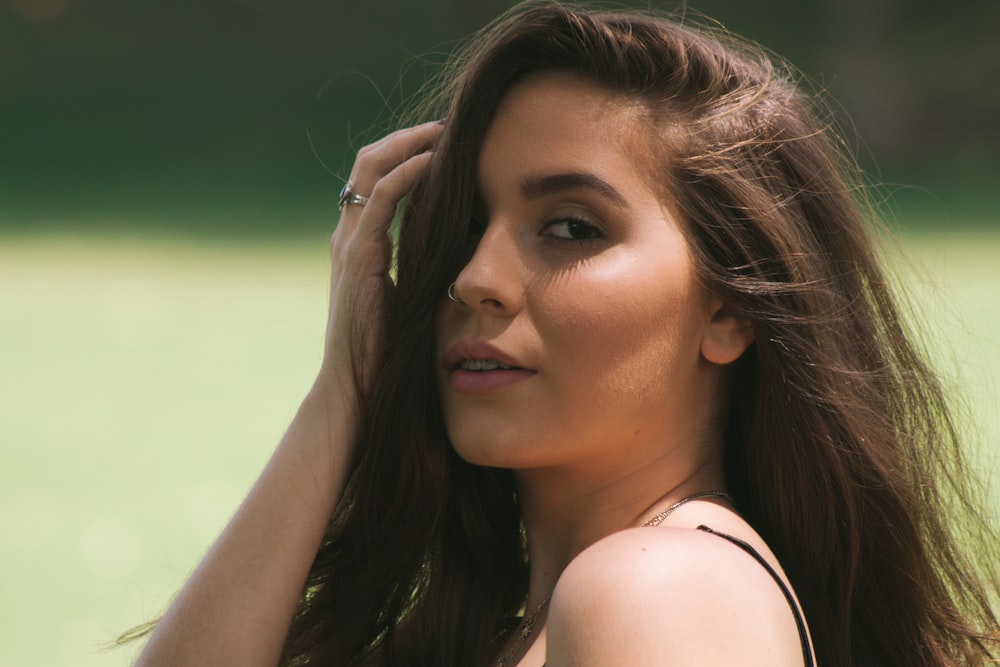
left=447, top=282, right=462, bottom=303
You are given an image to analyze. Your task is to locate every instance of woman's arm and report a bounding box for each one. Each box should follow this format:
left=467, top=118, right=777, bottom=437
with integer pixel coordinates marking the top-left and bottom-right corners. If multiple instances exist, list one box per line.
left=133, top=121, right=441, bottom=667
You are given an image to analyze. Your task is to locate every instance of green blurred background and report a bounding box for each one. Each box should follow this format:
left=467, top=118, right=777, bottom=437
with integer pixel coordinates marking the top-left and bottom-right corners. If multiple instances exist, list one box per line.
left=1, top=1, right=997, bottom=665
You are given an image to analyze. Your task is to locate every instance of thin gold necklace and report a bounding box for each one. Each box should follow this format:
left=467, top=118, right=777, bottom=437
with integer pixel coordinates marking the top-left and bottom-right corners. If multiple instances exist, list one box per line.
left=495, top=596, right=550, bottom=667
left=640, top=490, right=733, bottom=527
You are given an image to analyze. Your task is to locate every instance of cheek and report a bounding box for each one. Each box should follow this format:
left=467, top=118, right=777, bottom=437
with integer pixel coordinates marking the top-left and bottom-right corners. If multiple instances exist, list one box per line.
left=535, top=259, right=706, bottom=396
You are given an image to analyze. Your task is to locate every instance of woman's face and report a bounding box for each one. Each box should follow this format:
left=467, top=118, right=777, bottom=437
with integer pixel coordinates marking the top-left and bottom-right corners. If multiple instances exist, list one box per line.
left=435, top=72, right=739, bottom=474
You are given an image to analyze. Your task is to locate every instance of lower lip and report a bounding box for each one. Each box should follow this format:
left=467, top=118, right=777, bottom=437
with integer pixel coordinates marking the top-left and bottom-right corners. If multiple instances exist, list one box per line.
left=447, top=368, right=536, bottom=393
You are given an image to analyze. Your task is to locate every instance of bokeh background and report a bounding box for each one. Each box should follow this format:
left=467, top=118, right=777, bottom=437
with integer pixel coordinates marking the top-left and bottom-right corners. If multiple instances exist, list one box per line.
left=2, top=1, right=997, bottom=665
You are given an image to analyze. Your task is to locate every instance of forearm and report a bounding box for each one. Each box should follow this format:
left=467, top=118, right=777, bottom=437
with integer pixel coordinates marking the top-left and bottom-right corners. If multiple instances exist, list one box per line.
left=134, top=380, right=355, bottom=667
left=134, top=120, right=441, bottom=666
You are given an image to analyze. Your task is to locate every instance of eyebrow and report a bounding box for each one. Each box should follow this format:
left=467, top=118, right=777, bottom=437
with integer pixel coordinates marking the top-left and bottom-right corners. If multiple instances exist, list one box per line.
left=521, top=172, right=629, bottom=208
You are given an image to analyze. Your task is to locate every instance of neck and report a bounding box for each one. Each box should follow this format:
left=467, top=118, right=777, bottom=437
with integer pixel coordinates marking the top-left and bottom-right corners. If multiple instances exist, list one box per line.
left=512, top=443, right=725, bottom=605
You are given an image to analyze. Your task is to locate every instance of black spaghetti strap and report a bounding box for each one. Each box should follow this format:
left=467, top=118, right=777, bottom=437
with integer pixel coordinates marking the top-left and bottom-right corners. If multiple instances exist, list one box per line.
left=696, top=525, right=815, bottom=667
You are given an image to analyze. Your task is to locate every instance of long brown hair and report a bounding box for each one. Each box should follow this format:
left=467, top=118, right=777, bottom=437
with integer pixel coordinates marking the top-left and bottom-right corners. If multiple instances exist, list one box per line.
left=281, top=4, right=1000, bottom=665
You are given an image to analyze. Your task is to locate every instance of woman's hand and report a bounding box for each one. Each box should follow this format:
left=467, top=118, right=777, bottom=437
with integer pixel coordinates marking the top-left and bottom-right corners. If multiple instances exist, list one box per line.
left=132, top=122, right=441, bottom=667
left=321, top=121, right=442, bottom=402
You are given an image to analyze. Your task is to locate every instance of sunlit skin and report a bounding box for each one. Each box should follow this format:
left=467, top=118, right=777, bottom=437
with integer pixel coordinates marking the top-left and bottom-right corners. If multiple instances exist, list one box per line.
left=131, top=69, right=810, bottom=667
left=436, top=73, right=736, bottom=475
left=434, top=72, right=767, bottom=664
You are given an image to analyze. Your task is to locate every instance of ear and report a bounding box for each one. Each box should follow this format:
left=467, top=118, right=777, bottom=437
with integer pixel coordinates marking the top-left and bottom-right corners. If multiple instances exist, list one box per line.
left=700, top=300, right=755, bottom=365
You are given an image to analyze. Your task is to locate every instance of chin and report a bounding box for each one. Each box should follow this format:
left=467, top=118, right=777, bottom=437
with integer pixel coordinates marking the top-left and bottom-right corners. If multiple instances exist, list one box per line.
left=447, top=426, right=537, bottom=470
left=449, top=435, right=512, bottom=468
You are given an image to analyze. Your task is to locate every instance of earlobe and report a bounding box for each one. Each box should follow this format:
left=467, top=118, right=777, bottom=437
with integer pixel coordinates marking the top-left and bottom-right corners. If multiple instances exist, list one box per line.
left=701, top=302, right=755, bottom=365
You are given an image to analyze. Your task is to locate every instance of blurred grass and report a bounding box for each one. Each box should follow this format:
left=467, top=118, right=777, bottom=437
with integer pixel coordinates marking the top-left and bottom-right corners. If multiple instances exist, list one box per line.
left=1, top=223, right=998, bottom=667
left=0, top=234, right=329, bottom=666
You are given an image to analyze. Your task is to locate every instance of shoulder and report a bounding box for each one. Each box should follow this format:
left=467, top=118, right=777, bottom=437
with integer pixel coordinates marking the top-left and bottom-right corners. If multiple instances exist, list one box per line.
left=546, top=526, right=807, bottom=666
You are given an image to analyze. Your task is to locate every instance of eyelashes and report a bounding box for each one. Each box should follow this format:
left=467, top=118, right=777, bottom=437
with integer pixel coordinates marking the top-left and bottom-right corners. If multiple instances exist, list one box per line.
left=467, top=214, right=606, bottom=246
left=540, top=215, right=605, bottom=242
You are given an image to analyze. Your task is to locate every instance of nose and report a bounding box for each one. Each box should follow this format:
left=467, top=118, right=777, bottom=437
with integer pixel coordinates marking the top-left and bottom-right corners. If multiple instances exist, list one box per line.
left=450, top=219, right=525, bottom=316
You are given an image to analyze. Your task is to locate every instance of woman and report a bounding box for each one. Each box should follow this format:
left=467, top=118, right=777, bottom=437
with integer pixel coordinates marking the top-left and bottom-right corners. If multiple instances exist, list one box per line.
left=132, top=3, right=1000, bottom=666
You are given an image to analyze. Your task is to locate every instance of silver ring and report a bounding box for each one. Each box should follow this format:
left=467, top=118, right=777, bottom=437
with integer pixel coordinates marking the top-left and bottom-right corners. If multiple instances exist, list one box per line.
left=447, top=282, right=462, bottom=303
left=338, top=182, right=369, bottom=211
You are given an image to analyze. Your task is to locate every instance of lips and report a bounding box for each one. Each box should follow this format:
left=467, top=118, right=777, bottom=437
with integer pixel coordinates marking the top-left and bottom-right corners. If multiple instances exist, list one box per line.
left=457, top=359, right=518, bottom=371
left=443, top=340, right=536, bottom=393
left=443, top=340, right=529, bottom=372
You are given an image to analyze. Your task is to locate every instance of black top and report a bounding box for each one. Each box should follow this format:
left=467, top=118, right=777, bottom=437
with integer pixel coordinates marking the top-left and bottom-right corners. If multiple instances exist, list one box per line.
left=697, top=525, right=816, bottom=667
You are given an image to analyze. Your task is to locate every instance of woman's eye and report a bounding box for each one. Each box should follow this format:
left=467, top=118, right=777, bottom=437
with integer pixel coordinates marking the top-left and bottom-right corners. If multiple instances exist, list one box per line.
left=542, top=217, right=604, bottom=241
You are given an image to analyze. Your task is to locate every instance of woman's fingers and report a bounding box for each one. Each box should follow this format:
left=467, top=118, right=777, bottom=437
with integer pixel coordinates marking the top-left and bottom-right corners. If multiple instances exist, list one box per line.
left=356, top=149, right=434, bottom=246
left=322, top=121, right=442, bottom=389
left=349, top=120, right=442, bottom=191
left=335, top=120, right=442, bottom=236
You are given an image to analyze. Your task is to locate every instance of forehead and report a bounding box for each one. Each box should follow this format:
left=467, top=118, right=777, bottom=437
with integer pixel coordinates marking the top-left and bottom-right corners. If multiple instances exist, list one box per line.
left=477, top=72, right=660, bottom=193
left=493, top=71, right=639, bottom=126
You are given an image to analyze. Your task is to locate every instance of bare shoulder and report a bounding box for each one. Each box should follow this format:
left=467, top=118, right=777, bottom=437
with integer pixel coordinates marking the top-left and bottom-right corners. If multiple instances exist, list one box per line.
left=546, top=526, right=808, bottom=666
